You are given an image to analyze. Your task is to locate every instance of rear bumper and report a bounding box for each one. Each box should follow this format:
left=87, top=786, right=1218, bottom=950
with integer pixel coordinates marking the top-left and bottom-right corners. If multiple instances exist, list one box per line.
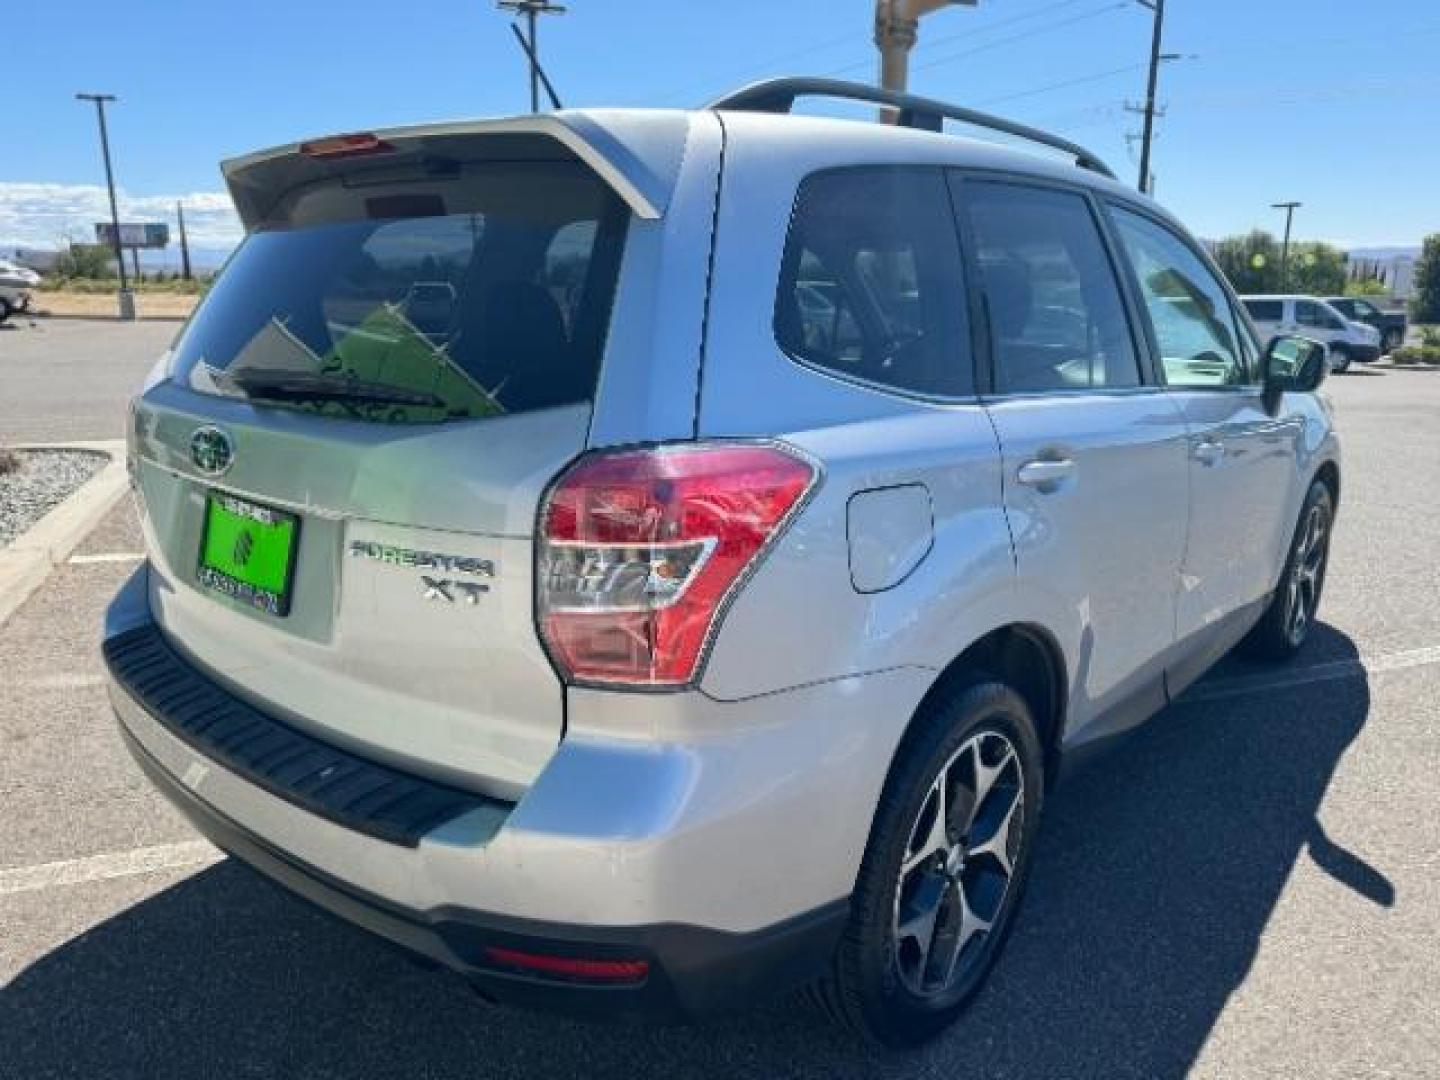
left=119, top=717, right=845, bottom=1020
left=102, top=564, right=926, bottom=1019
left=1344, top=343, right=1381, bottom=363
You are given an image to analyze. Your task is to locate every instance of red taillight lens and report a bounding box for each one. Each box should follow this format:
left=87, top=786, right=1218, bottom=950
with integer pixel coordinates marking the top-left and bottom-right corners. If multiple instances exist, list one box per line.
left=299, top=132, right=394, bottom=159
left=538, top=443, right=817, bottom=687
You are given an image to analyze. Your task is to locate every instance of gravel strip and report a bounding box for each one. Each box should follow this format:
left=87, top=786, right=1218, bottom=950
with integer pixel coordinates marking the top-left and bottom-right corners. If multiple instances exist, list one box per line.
left=0, top=450, right=109, bottom=548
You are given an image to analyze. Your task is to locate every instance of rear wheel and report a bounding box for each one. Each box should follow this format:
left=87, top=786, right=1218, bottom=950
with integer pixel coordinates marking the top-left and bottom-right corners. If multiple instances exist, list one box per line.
left=1383, top=328, right=1403, bottom=354
left=813, top=680, right=1043, bottom=1046
left=1241, top=480, right=1334, bottom=660
left=0, top=298, right=12, bottom=325
left=1329, top=345, right=1351, bottom=373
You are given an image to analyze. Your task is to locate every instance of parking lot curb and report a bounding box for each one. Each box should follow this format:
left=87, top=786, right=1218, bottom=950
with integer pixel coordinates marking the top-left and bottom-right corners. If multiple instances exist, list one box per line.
left=0, top=440, right=129, bottom=629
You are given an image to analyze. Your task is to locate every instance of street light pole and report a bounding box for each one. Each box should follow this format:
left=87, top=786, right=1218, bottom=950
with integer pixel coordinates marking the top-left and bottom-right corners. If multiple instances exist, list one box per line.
left=496, top=0, right=567, bottom=113
left=177, top=201, right=192, bottom=281
left=76, top=92, right=133, bottom=320
left=874, top=0, right=977, bottom=121
left=1135, top=0, right=1166, bottom=194
left=1273, top=201, right=1302, bottom=291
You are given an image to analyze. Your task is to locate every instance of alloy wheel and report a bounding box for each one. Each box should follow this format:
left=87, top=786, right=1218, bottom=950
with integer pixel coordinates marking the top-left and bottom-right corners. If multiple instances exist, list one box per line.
left=1285, top=501, right=1330, bottom=646
left=891, top=729, right=1025, bottom=999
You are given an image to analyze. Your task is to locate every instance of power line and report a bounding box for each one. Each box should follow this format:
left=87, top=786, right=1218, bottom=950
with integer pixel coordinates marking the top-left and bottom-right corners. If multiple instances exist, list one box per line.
left=657, top=27, right=875, bottom=105
left=973, top=60, right=1145, bottom=107
left=911, top=2, right=1128, bottom=76
left=816, top=0, right=1107, bottom=80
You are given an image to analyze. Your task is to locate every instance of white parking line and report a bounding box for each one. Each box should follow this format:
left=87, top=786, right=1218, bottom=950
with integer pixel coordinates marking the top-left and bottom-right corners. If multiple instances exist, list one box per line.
left=0, top=841, right=222, bottom=897
left=1184, top=644, right=1440, bottom=704
left=14, top=673, right=106, bottom=691
left=3, top=644, right=1437, bottom=897
left=68, top=552, right=144, bottom=565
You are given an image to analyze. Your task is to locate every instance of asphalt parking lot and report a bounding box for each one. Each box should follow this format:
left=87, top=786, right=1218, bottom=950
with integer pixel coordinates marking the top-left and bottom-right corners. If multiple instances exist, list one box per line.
left=2, top=320, right=1438, bottom=1078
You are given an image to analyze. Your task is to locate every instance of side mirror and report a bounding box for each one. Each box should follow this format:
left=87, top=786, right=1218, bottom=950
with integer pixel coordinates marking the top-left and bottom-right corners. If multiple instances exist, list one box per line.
left=1263, top=334, right=1328, bottom=413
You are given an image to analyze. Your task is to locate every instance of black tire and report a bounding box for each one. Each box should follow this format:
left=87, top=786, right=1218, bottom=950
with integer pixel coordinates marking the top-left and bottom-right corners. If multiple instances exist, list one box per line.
left=1329, top=345, right=1351, bottom=373
left=812, top=679, right=1044, bottom=1047
left=1383, top=329, right=1403, bottom=354
left=1241, top=479, right=1334, bottom=661
left=0, top=298, right=12, bottom=325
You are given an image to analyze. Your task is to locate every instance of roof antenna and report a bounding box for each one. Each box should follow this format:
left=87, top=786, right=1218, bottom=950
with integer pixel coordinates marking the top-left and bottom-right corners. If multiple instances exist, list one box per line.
left=506, top=19, right=564, bottom=110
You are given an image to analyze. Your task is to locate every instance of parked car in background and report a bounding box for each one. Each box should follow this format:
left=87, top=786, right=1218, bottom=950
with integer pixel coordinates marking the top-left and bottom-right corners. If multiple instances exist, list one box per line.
left=1240, top=294, right=1379, bottom=372
left=1325, top=295, right=1407, bottom=354
left=0, top=257, right=40, bottom=323
left=105, top=77, right=1341, bottom=1047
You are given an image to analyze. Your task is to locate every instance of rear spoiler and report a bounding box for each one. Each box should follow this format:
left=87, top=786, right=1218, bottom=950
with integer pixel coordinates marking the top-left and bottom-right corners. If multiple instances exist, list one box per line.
left=221, top=113, right=687, bottom=231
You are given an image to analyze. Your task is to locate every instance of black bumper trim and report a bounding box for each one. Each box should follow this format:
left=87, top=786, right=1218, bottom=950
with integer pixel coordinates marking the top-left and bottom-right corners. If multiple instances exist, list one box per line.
left=103, top=623, right=510, bottom=847
left=119, top=723, right=849, bottom=1020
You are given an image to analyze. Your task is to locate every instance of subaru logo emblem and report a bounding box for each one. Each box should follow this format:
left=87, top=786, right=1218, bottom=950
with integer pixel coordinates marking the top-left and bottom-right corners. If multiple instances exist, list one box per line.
left=190, top=426, right=234, bottom=476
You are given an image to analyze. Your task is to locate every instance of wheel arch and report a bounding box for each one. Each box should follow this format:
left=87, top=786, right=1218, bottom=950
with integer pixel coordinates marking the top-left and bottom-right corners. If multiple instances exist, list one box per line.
left=904, top=623, right=1068, bottom=789
left=1313, top=458, right=1341, bottom=508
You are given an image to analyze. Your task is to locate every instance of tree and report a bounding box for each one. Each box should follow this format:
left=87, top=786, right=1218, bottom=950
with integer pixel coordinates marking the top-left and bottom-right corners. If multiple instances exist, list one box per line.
left=1211, top=230, right=1280, bottom=294
left=51, top=239, right=115, bottom=280
left=1345, top=278, right=1389, bottom=298
left=1286, top=242, right=1348, bottom=296
left=1211, top=231, right=1347, bottom=296
left=1412, top=234, right=1440, bottom=324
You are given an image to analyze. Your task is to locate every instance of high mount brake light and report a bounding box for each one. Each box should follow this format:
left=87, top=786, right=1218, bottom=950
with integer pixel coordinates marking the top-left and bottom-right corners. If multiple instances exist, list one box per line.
left=537, top=443, right=817, bottom=688
left=299, top=133, right=394, bottom=159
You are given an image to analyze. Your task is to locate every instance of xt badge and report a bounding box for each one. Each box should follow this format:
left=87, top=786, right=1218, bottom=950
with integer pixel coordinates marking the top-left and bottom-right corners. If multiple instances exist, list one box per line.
left=347, top=540, right=495, bottom=609
left=422, top=576, right=488, bottom=605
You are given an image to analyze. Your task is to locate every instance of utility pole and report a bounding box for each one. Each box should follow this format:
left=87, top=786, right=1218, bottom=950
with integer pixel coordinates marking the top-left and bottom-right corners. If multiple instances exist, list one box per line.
left=1273, top=201, right=1302, bottom=291
left=76, top=92, right=133, bottom=320
left=177, top=201, right=192, bottom=280
left=1135, top=0, right=1166, bottom=194
left=497, top=0, right=567, bottom=112
left=874, top=0, right=977, bottom=121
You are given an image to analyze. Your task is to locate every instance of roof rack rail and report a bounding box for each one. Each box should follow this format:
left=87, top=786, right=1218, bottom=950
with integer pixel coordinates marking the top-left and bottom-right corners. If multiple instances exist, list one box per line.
left=708, top=76, right=1116, bottom=181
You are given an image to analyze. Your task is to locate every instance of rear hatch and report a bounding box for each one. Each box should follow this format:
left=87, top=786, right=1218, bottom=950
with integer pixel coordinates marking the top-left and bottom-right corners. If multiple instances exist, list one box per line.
left=131, top=127, right=636, bottom=800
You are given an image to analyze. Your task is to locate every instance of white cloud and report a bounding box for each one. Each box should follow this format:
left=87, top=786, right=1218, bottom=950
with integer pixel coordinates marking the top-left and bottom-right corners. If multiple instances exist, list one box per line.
left=0, top=181, right=242, bottom=253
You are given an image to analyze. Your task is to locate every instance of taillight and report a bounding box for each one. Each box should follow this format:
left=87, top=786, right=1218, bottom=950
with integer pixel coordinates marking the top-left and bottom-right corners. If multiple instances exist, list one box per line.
left=537, top=443, right=817, bottom=688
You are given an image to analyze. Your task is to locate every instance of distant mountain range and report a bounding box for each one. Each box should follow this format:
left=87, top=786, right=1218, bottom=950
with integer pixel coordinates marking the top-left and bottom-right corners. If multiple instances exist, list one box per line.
left=1344, top=246, right=1421, bottom=261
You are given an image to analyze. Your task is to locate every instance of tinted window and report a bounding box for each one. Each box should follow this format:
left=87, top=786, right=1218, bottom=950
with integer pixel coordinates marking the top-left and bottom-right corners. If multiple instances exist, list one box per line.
left=1243, top=299, right=1284, bottom=322
left=1110, top=207, right=1250, bottom=387
left=173, top=162, right=628, bottom=423
left=1328, top=298, right=1356, bottom=318
left=776, top=168, right=971, bottom=398
left=1296, top=300, right=1344, bottom=330
left=961, top=182, right=1140, bottom=393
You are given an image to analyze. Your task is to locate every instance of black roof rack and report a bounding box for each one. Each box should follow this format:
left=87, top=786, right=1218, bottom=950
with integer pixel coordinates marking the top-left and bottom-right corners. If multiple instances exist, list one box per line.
left=708, top=76, right=1116, bottom=181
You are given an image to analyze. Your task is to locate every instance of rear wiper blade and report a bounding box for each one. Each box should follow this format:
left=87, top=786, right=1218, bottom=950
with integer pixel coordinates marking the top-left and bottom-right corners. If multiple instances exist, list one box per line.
left=222, top=368, right=444, bottom=408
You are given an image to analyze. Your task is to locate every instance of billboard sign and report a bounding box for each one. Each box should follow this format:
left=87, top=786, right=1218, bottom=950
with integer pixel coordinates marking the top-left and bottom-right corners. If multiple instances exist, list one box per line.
left=95, top=222, right=170, bottom=249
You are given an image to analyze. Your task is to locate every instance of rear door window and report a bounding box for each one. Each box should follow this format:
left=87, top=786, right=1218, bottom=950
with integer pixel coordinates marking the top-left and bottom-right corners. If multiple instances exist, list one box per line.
left=775, top=167, right=973, bottom=399
left=173, top=162, right=628, bottom=423
left=958, top=180, right=1141, bottom=394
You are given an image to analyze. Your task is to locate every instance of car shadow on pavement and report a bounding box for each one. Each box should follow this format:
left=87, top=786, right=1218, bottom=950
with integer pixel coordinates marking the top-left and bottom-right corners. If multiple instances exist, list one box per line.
left=2, top=625, right=1388, bottom=1080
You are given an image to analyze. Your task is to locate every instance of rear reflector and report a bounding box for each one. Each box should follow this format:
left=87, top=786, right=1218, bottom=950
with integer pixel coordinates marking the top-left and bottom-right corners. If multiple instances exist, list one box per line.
left=299, top=133, right=394, bottom=159
left=537, top=442, right=817, bottom=687
left=483, top=946, right=650, bottom=984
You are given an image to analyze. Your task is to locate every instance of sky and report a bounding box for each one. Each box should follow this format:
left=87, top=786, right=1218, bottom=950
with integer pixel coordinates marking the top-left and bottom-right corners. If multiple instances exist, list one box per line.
left=5, top=0, right=1437, bottom=262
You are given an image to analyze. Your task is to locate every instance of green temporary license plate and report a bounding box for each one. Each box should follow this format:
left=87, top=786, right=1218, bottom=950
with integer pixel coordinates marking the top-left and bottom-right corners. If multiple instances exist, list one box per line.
left=196, top=493, right=299, bottom=616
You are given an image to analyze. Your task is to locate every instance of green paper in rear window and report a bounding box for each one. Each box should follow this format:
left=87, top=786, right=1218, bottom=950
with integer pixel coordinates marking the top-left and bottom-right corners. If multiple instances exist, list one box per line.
left=172, top=162, right=628, bottom=424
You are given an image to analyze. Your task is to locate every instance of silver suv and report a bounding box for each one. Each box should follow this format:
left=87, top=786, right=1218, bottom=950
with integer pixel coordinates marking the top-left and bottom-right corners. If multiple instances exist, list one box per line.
left=105, top=79, right=1339, bottom=1046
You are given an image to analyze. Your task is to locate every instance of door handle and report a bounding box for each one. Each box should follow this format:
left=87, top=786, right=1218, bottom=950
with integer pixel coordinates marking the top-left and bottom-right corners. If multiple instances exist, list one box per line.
left=1016, top=458, right=1075, bottom=488
left=1193, top=439, right=1225, bottom=466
